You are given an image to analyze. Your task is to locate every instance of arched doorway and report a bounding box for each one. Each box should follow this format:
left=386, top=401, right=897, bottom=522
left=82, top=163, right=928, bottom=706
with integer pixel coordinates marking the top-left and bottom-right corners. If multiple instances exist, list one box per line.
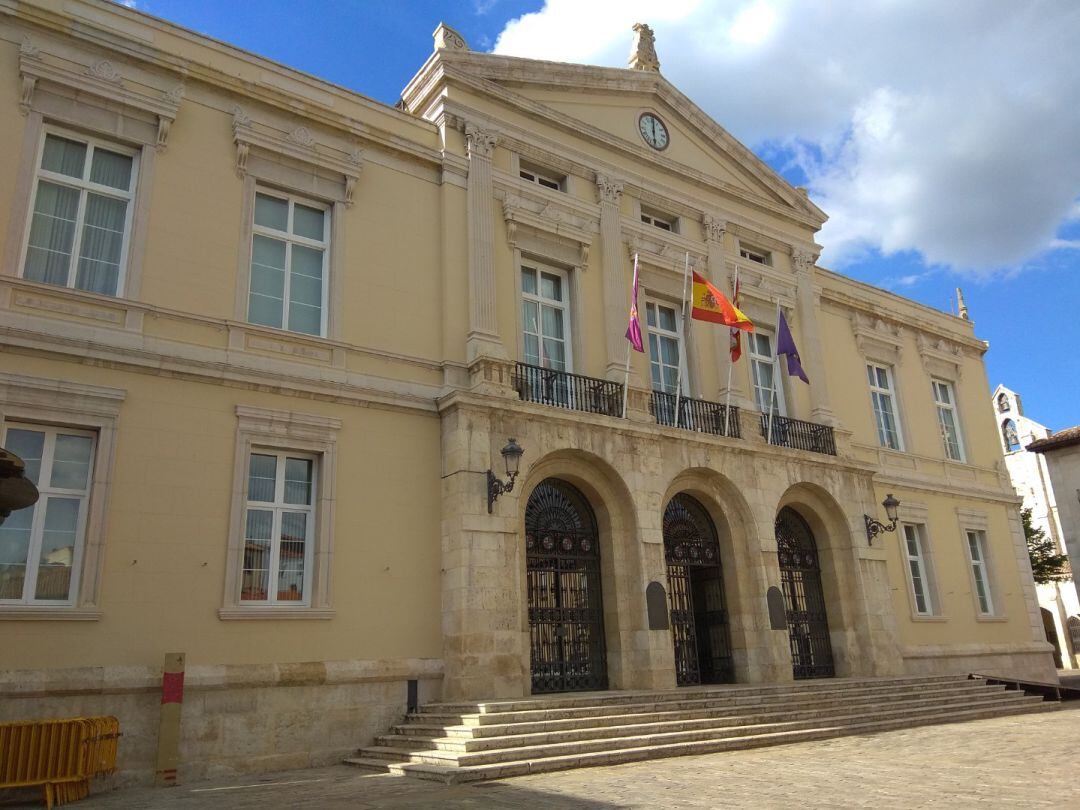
left=775, top=507, right=835, bottom=679
left=525, top=479, right=608, bottom=693
left=663, top=494, right=734, bottom=685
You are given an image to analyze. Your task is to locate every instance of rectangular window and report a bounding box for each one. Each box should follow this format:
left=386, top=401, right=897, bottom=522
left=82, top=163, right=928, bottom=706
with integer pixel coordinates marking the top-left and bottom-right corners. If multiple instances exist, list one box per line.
left=521, top=264, right=571, bottom=372
left=641, top=210, right=675, bottom=232
left=965, top=529, right=993, bottom=615
left=241, top=451, right=316, bottom=605
left=519, top=162, right=564, bottom=191
left=932, top=380, right=964, bottom=461
left=739, top=245, right=771, bottom=265
left=248, top=189, right=329, bottom=337
left=749, top=331, right=785, bottom=416
left=867, top=363, right=903, bottom=450
left=903, top=524, right=933, bottom=615
left=22, top=130, right=138, bottom=297
left=645, top=301, right=686, bottom=395
left=0, top=424, right=95, bottom=605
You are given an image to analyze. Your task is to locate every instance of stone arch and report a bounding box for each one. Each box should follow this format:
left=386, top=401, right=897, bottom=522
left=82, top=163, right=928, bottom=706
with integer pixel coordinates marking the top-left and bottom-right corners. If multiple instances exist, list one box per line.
left=517, top=449, right=643, bottom=690
left=776, top=482, right=863, bottom=677
left=661, top=468, right=769, bottom=684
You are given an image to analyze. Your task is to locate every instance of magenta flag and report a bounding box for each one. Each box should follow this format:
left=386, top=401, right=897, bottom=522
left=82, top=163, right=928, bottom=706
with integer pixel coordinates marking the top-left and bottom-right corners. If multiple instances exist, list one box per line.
left=625, top=254, right=645, bottom=352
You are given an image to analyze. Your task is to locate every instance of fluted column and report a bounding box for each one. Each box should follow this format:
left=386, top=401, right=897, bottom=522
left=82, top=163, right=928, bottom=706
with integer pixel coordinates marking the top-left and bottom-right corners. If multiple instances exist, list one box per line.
left=705, top=215, right=752, bottom=409
left=596, top=173, right=626, bottom=379
left=792, top=249, right=835, bottom=424
left=465, top=124, right=505, bottom=361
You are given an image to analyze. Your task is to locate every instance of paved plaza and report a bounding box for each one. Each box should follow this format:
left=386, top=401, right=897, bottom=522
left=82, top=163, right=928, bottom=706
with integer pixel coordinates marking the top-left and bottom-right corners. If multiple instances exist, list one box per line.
left=5, top=708, right=1079, bottom=809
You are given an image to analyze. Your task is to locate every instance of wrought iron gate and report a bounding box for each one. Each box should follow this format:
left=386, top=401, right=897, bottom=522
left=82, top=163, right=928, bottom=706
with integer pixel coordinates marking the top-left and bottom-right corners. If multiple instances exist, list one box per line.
left=664, top=494, right=734, bottom=685
left=525, top=479, right=608, bottom=693
left=775, top=507, right=834, bottom=679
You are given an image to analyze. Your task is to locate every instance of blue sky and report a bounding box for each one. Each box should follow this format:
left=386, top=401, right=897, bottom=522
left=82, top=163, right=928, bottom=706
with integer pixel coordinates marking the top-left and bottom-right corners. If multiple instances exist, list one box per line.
left=121, top=1, right=1080, bottom=431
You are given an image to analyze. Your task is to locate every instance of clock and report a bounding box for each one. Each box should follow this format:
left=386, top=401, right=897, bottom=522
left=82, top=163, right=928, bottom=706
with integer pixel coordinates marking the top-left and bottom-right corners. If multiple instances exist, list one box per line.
left=638, top=113, right=669, bottom=150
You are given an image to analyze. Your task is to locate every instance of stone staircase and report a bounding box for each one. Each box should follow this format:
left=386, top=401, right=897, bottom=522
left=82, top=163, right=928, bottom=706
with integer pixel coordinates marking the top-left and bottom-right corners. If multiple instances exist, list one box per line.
left=343, top=674, right=1052, bottom=784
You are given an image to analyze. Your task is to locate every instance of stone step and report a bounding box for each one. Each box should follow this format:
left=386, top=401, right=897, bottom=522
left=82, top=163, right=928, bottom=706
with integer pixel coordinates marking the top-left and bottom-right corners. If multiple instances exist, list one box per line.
left=421, top=674, right=969, bottom=715
left=358, top=693, right=1043, bottom=766
left=412, top=679, right=991, bottom=727
left=375, top=687, right=1018, bottom=752
left=345, top=700, right=1054, bottom=784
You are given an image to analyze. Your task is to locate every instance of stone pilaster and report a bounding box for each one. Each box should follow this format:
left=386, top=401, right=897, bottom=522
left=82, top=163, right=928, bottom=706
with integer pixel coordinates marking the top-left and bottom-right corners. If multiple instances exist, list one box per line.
left=596, top=173, right=627, bottom=379
left=465, top=124, right=505, bottom=363
left=705, top=215, right=752, bottom=410
left=792, top=249, right=836, bottom=425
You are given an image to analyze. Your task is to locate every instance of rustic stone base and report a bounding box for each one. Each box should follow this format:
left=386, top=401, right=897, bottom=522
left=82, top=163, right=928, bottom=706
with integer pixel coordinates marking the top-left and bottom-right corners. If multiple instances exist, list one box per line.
left=903, top=642, right=1057, bottom=682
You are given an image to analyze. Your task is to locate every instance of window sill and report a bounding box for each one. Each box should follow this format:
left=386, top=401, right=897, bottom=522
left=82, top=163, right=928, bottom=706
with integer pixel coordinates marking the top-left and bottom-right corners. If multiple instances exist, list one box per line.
left=217, top=606, right=335, bottom=621
left=975, top=614, right=1008, bottom=623
left=0, top=607, right=102, bottom=621
left=909, top=614, right=949, bottom=623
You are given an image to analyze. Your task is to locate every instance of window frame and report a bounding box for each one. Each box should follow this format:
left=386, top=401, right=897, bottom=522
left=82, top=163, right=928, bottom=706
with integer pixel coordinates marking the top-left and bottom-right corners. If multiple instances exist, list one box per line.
left=931, top=379, right=965, bottom=462
left=963, top=528, right=995, bottom=616
left=748, top=329, right=786, bottom=416
left=247, top=187, right=331, bottom=338
left=18, top=126, right=140, bottom=298
left=645, top=299, right=688, bottom=396
left=640, top=210, right=676, bottom=233
left=738, top=244, right=771, bottom=266
left=240, top=449, right=318, bottom=607
left=520, top=262, right=574, bottom=373
left=867, top=362, right=905, bottom=451
left=901, top=522, right=935, bottom=617
left=221, top=405, right=341, bottom=620
left=518, top=161, right=565, bottom=192
left=0, top=424, right=96, bottom=607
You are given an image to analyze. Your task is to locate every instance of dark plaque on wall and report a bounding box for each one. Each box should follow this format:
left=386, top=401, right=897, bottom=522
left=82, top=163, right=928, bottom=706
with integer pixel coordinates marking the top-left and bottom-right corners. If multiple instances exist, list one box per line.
left=646, top=581, right=669, bottom=630
left=767, top=586, right=787, bottom=630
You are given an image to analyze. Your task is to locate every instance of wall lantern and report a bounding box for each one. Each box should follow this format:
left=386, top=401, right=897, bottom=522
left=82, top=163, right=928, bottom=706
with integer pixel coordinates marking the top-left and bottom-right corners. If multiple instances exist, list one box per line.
left=0, top=447, right=40, bottom=527
left=864, top=493, right=900, bottom=545
left=487, top=438, right=524, bottom=513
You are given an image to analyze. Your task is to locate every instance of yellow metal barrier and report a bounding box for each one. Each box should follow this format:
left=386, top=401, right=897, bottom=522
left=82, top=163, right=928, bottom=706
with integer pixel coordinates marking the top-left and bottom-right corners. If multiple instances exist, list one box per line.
left=0, top=716, right=120, bottom=808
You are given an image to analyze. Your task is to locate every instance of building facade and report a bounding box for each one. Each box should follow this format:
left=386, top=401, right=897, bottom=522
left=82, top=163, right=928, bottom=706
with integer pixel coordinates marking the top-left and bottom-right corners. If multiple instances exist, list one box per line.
left=0, top=0, right=1055, bottom=783
left=993, top=385, right=1078, bottom=668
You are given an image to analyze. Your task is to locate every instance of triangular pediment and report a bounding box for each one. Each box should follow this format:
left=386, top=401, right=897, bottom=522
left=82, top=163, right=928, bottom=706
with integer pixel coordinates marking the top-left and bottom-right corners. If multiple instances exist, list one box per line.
left=403, top=50, right=825, bottom=226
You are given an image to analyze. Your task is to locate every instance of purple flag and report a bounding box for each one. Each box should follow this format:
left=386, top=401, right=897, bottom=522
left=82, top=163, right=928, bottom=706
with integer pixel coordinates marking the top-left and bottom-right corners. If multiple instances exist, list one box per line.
left=776, top=311, right=809, bottom=383
left=625, top=255, right=645, bottom=353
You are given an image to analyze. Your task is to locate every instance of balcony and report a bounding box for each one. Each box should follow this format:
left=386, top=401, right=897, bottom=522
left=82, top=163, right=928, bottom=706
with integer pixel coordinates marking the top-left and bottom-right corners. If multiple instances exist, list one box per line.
left=514, top=362, right=623, bottom=417
left=759, top=413, right=836, bottom=456
left=650, top=391, right=741, bottom=438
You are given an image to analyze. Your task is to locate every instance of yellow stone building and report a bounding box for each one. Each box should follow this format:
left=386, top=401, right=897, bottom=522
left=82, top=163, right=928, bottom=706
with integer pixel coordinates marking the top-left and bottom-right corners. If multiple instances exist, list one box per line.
left=0, top=0, right=1055, bottom=782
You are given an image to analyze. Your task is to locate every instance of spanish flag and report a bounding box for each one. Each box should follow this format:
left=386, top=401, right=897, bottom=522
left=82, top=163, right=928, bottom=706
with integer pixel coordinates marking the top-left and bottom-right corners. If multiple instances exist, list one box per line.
left=690, top=271, right=754, bottom=331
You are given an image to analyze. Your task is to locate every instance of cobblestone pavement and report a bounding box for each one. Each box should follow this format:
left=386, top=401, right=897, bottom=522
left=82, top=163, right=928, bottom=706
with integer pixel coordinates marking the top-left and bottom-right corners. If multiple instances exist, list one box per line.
left=4, top=709, right=1078, bottom=809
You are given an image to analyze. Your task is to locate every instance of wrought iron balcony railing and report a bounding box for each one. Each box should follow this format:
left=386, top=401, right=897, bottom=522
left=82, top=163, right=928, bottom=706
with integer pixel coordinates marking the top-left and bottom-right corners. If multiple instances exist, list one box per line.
left=759, top=413, right=836, bottom=456
left=650, top=391, right=741, bottom=438
left=514, top=362, right=624, bottom=417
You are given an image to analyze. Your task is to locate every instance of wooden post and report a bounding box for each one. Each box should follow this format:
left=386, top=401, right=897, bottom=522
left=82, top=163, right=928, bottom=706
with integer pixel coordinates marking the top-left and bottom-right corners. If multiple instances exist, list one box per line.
left=155, top=652, right=185, bottom=786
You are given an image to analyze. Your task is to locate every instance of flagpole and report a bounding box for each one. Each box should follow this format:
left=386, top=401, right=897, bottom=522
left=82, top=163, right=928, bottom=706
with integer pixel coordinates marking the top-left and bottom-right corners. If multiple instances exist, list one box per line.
left=673, top=251, right=691, bottom=427
left=766, top=298, right=781, bottom=446
left=621, top=254, right=639, bottom=419
left=724, top=266, right=739, bottom=437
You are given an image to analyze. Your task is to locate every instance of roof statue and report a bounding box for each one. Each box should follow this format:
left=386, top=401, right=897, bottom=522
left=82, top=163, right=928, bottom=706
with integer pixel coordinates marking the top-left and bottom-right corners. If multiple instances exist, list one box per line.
left=956, top=287, right=969, bottom=320
left=628, top=23, right=660, bottom=72
left=433, top=22, right=468, bottom=52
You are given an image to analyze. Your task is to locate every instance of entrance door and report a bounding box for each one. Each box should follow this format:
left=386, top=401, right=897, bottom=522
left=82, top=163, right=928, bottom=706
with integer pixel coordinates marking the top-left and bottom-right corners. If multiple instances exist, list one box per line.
left=775, top=507, right=835, bottom=679
left=525, top=479, right=607, bottom=693
left=664, top=494, right=734, bottom=685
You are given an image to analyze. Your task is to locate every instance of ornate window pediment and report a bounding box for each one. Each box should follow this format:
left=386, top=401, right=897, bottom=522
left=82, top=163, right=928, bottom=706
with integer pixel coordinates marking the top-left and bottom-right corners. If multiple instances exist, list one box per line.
left=231, top=106, right=362, bottom=206
left=501, top=193, right=594, bottom=268
left=851, top=312, right=904, bottom=365
left=19, top=39, right=183, bottom=150
left=916, top=333, right=965, bottom=380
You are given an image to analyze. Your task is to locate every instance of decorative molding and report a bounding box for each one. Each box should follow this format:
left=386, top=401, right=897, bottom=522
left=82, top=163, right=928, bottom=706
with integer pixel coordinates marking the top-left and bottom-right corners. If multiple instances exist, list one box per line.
left=19, top=75, right=36, bottom=116
left=916, top=332, right=965, bottom=381
left=702, top=214, right=726, bottom=243
left=85, top=59, right=122, bottom=84
left=231, top=104, right=253, bottom=129
left=164, top=84, right=186, bottom=106
left=500, top=192, right=594, bottom=252
left=851, top=312, right=904, bottom=365
left=286, top=126, right=316, bottom=148
left=20, top=38, right=41, bottom=59
left=791, top=248, right=818, bottom=274
left=465, top=124, right=498, bottom=159
left=433, top=22, right=469, bottom=52
left=155, top=117, right=171, bottom=152
left=595, top=173, right=624, bottom=205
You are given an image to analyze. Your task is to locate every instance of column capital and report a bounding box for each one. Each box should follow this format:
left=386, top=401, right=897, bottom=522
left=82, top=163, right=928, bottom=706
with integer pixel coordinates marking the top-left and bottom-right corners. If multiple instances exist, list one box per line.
left=595, top=173, right=624, bottom=205
left=702, top=214, right=727, bottom=243
left=791, top=247, right=819, bottom=274
left=465, top=124, right=498, bottom=159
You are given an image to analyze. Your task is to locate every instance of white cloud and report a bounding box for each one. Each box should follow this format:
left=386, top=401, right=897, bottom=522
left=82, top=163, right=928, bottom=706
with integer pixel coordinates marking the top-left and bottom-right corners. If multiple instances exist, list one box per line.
left=493, top=1, right=1080, bottom=274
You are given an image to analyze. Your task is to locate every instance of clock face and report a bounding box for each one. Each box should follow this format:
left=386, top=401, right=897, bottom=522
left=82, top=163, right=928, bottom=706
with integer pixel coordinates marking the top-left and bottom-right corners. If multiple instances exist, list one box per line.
left=638, top=113, right=669, bottom=150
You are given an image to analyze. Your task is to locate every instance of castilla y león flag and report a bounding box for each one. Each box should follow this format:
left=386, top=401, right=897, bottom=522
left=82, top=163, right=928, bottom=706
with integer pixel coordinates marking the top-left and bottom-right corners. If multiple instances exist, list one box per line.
left=690, top=271, right=754, bottom=331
